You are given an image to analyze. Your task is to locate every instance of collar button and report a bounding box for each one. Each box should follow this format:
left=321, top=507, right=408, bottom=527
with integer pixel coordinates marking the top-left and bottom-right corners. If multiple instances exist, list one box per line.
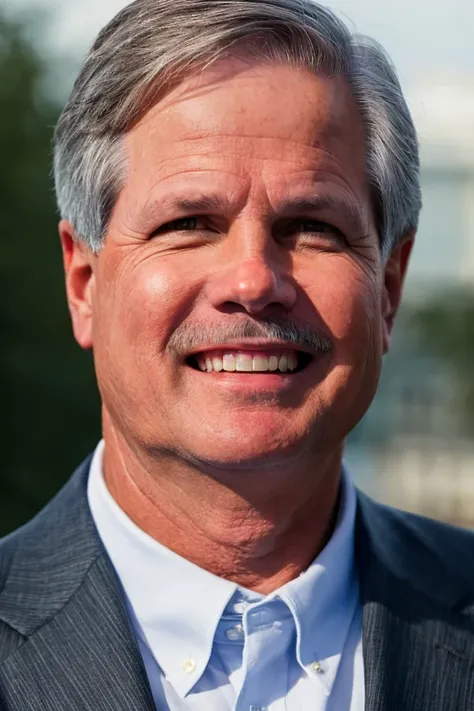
left=182, top=659, right=197, bottom=674
left=226, top=623, right=244, bottom=641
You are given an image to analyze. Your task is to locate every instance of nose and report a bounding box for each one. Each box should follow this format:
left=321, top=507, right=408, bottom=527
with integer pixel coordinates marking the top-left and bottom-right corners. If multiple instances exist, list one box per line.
left=207, top=250, right=298, bottom=315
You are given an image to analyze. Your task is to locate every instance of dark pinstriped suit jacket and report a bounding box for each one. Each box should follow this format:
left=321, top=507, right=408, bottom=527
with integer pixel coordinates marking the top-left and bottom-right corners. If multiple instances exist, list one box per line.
left=0, top=456, right=474, bottom=710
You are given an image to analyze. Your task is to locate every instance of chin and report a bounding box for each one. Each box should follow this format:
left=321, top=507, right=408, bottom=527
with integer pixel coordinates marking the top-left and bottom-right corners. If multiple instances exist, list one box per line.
left=183, top=447, right=303, bottom=473
left=176, top=424, right=321, bottom=472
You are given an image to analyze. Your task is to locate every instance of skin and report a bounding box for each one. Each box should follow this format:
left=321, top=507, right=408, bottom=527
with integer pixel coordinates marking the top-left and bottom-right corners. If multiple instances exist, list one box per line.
left=60, top=56, right=413, bottom=593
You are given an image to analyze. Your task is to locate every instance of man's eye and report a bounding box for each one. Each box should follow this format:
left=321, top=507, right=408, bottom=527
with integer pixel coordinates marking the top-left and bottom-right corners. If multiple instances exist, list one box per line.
left=154, top=217, right=200, bottom=234
left=296, top=219, right=340, bottom=235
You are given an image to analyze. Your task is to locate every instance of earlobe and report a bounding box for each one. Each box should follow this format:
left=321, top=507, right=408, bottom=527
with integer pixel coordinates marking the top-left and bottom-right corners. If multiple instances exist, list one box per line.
left=382, top=233, right=414, bottom=353
left=59, top=220, right=96, bottom=350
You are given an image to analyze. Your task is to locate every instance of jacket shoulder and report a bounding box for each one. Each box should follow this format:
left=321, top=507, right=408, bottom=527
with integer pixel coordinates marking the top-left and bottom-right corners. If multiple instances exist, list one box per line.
left=356, top=489, right=474, bottom=610
left=0, top=454, right=102, bottom=647
left=365, top=492, right=474, bottom=544
left=0, top=531, right=26, bottom=661
left=0, top=619, right=24, bottom=663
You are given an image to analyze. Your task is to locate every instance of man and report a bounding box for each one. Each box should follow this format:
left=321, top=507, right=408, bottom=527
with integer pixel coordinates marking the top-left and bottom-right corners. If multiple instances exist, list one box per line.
left=1, top=0, right=473, bottom=709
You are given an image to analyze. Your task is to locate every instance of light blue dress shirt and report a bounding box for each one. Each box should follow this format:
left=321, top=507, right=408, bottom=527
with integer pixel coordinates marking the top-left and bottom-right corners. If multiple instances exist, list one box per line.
left=88, top=441, right=364, bottom=710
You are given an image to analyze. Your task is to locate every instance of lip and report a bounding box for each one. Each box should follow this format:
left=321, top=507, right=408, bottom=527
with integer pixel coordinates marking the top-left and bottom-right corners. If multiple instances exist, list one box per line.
left=187, top=340, right=315, bottom=358
left=186, top=349, right=330, bottom=394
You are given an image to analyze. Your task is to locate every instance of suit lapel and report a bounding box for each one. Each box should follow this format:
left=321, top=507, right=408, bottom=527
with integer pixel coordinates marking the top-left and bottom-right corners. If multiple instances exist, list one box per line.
left=2, top=456, right=474, bottom=711
left=0, top=555, right=155, bottom=711
left=356, top=491, right=474, bottom=711
left=362, top=596, right=474, bottom=711
left=0, top=458, right=155, bottom=711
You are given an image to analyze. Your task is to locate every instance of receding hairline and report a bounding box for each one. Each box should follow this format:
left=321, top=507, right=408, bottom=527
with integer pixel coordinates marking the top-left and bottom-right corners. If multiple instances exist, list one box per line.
left=114, top=63, right=370, bottom=245
left=53, top=0, right=421, bottom=255
left=107, top=38, right=349, bottom=139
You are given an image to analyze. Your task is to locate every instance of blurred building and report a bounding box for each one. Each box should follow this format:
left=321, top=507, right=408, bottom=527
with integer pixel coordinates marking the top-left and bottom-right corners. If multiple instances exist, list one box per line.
left=407, top=75, right=474, bottom=292
left=347, top=75, right=474, bottom=527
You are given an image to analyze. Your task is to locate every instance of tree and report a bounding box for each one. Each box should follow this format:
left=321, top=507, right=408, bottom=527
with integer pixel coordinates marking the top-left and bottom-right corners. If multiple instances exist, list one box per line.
left=0, top=11, right=100, bottom=534
left=405, top=288, right=474, bottom=436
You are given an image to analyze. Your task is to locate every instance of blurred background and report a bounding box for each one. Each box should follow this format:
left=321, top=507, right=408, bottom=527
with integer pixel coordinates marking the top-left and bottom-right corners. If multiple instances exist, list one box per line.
left=1, top=0, right=474, bottom=535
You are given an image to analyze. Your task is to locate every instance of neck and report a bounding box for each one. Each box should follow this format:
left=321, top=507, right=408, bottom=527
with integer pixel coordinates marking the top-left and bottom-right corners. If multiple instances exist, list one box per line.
left=102, top=417, right=344, bottom=594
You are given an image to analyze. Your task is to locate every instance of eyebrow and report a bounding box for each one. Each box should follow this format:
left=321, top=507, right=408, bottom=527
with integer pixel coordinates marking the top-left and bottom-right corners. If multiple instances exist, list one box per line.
left=142, top=192, right=366, bottom=233
left=141, top=193, right=232, bottom=219
left=173, top=195, right=232, bottom=213
left=276, top=195, right=365, bottom=232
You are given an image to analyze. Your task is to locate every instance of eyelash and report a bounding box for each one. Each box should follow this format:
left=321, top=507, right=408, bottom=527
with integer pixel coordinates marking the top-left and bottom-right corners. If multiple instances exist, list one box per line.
left=155, top=217, right=201, bottom=233
left=153, top=216, right=342, bottom=237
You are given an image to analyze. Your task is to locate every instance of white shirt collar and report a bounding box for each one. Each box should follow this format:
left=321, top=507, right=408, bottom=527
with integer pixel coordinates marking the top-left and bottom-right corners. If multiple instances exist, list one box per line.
left=88, top=440, right=358, bottom=698
left=88, top=441, right=237, bottom=696
left=275, top=471, right=358, bottom=694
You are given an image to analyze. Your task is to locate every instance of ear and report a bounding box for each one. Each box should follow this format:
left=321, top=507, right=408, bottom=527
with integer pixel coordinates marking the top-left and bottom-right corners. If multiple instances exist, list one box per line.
left=382, top=231, right=414, bottom=353
left=59, top=220, right=96, bottom=350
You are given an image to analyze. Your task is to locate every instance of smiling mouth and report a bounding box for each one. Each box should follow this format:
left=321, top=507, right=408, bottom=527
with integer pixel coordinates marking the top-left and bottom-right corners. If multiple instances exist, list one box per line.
left=186, top=349, right=313, bottom=374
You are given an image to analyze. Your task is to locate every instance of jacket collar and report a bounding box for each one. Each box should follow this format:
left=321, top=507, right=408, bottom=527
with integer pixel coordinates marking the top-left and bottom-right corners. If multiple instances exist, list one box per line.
left=0, top=455, right=101, bottom=637
left=356, top=490, right=474, bottom=711
left=0, top=456, right=156, bottom=711
left=2, top=458, right=473, bottom=637
left=355, top=490, right=474, bottom=611
left=1, top=459, right=474, bottom=711
left=88, top=442, right=360, bottom=699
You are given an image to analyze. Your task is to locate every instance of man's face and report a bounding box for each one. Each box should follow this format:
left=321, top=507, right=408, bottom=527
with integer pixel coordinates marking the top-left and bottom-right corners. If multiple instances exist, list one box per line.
left=62, top=58, right=411, bottom=470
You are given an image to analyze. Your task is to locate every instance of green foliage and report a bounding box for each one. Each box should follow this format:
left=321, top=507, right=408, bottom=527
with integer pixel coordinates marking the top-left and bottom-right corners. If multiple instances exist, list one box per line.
left=0, top=12, right=100, bottom=535
left=405, top=288, right=474, bottom=435
left=1, top=9, right=473, bottom=534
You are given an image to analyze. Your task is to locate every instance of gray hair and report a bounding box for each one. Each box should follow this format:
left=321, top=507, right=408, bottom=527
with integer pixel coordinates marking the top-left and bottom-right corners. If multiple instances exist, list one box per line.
left=53, top=0, right=421, bottom=258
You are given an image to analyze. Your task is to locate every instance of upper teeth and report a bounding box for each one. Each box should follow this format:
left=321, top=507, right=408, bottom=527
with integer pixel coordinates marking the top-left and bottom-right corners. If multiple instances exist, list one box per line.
left=196, top=352, right=298, bottom=373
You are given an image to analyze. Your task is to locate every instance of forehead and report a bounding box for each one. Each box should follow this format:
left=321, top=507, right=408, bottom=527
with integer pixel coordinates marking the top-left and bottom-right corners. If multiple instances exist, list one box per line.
left=122, top=57, right=369, bottom=214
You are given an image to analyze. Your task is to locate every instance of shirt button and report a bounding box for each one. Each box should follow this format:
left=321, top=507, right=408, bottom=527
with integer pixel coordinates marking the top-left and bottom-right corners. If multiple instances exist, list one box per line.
left=231, top=601, right=248, bottom=615
left=182, top=659, right=197, bottom=674
left=310, top=660, right=323, bottom=674
left=225, top=623, right=244, bottom=641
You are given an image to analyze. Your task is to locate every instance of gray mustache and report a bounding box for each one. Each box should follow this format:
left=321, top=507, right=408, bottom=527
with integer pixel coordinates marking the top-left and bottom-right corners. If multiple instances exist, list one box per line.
left=168, top=319, right=332, bottom=357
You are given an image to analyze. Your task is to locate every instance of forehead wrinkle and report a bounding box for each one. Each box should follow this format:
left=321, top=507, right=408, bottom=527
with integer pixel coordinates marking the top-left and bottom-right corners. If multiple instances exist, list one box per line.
left=172, top=133, right=337, bottom=150
left=265, top=163, right=372, bottom=223
left=127, top=147, right=356, bottom=217
left=123, top=143, right=368, bottom=232
left=145, top=136, right=344, bottom=168
left=128, top=168, right=367, bottom=220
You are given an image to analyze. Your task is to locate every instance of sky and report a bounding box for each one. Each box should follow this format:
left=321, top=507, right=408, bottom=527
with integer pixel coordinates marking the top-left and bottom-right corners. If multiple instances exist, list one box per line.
left=3, top=0, right=474, bottom=285
left=5, top=0, right=474, bottom=158
left=5, top=0, right=474, bottom=94
left=6, top=0, right=472, bottom=150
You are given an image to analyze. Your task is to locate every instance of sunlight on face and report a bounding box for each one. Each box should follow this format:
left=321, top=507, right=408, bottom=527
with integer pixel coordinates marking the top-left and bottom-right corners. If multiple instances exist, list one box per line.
left=90, top=57, right=388, bottom=469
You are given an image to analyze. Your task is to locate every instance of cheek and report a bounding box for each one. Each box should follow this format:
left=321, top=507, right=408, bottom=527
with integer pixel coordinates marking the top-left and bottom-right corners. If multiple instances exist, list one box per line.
left=99, top=259, right=195, bottom=350
left=303, top=258, right=382, bottom=353
left=91, top=257, right=200, bottom=435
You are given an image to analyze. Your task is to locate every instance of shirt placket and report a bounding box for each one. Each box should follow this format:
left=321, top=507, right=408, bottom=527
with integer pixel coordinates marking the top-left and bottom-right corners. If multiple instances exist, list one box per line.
left=235, top=604, right=293, bottom=711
